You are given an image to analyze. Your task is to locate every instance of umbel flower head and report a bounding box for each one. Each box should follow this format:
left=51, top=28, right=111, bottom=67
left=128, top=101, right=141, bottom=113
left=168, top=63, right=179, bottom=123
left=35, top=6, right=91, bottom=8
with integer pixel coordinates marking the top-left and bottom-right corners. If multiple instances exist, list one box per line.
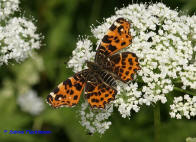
left=0, top=0, right=19, bottom=20
left=0, top=0, right=41, bottom=66
left=17, top=90, right=45, bottom=115
left=68, top=3, right=196, bottom=134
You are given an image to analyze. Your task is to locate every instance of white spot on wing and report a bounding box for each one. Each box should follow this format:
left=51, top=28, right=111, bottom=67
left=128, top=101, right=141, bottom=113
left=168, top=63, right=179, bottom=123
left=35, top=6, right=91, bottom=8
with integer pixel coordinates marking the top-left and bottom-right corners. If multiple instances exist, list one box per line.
left=114, top=22, right=120, bottom=27
left=50, top=92, right=56, bottom=98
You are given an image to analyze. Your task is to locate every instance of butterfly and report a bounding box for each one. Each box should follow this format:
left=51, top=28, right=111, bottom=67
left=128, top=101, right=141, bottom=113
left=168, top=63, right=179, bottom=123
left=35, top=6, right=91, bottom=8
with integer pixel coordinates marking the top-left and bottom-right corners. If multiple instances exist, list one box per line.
left=47, top=18, right=140, bottom=109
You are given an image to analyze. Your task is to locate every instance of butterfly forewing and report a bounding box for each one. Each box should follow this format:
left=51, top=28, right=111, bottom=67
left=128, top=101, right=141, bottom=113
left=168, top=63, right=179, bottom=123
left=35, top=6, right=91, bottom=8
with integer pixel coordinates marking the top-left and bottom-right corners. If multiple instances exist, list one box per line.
left=95, top=18, right=132, bottom=63
left=47, top=69, right=89, bottom=108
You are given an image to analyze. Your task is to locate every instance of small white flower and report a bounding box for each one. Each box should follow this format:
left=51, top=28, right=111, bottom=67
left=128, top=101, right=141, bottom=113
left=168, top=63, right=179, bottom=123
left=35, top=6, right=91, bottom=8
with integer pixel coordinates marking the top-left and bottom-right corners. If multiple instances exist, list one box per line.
left=0, top=0, right=41, bottom=66
left=0, top=0, right=19, bottom=20
left=79, top=102, right=113, bottom=134
left=67, top=39, right=95, bottom=72
left=170, top=95, right=196, bottom=119
left=17, top=90, right=45, bottom=115
left=176, top=113, right=182, bottom=119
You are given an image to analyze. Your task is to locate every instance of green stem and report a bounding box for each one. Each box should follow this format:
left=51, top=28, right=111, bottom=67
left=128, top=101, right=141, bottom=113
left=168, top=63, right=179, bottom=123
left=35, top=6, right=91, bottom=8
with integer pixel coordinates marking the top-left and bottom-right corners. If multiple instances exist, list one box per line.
left=154, top=103, right=160, bottom=142
left=173, top=87, right=196, bottom=96
left=32, top=117, right=42, bottom=130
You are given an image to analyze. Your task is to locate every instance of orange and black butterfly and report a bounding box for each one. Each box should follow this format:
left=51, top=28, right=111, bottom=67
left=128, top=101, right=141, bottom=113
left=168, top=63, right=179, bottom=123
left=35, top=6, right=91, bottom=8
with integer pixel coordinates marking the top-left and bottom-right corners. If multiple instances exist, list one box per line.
left=47, top=18, right=140, bottom=109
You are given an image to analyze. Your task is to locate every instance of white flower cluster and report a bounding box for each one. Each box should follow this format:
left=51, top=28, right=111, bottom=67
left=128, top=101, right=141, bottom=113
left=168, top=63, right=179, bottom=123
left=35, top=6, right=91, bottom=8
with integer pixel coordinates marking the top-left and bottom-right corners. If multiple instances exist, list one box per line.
left=186, top=137, right=196, bottom=142
left=0, top=0, right=41, bottom=66
left=79, top=102, right=113, bottom=134
left=170, top=95, right=196, bottom=119
left=0, top=0, right=19, bottom=20
left=67, top=3, right=196, bottom=133
left=114, top=82, right=142, bottom=118
left=17, top=90, right=45, bottom=115
left=67, top=39, right=95, bottom=72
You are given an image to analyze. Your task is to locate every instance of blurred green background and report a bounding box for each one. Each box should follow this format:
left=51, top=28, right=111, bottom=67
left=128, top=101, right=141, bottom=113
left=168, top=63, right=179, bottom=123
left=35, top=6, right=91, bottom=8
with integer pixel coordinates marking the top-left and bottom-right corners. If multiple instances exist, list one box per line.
left=0, top=0, right=196, bottom=142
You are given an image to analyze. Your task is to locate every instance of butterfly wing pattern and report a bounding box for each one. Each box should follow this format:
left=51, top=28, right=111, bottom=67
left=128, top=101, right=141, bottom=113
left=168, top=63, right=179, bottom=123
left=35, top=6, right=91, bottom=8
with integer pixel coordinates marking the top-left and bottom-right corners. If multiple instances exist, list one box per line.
left=95, top=18, right=132, bottom=58
left=108, top=52, right=140, bottom=83
left=47, top=17, right=140, bottom=109
left=47, top=70, right=89, bottom=108
left=85, top=75, right=117, bottom=108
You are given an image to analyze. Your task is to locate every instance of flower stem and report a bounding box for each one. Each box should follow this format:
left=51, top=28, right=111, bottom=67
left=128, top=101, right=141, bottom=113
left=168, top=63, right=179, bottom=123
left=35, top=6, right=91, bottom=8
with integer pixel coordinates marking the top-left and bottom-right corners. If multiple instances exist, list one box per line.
left=154, top=102, right=160, bottom=142
left=32, top=117, right=42, bottom=130
left=173, top=87, right=196, bottom=96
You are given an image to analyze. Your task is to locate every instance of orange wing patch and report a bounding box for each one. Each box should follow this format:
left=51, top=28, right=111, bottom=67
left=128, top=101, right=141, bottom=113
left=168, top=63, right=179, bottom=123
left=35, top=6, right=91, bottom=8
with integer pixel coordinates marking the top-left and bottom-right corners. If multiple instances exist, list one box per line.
left=96, top=18, right=132, bottom=57
left=47, top=70, right=89, bottom=108
left=109, top=52, right=140, bottom=82
left=85, top=76, right=117, bottom=109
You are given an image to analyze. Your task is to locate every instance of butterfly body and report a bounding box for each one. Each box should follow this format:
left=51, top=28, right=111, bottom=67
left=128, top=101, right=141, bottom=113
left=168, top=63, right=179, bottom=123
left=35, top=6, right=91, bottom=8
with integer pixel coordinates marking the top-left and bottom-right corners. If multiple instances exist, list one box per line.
left=47, top=18, right=140, bottom=109
left=86, top=61, right=102, bottom=72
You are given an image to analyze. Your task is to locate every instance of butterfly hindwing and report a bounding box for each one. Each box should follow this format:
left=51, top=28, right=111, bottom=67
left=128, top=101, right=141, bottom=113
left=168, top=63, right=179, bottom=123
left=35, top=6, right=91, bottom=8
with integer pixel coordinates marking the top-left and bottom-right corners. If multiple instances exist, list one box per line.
left=95, top=17, right=132, bottom=62
left=47, top=69, right=89, bottom=108
left=109, top=52, right=140, bottom=82
left=85, top=75, right=117, bottom=109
